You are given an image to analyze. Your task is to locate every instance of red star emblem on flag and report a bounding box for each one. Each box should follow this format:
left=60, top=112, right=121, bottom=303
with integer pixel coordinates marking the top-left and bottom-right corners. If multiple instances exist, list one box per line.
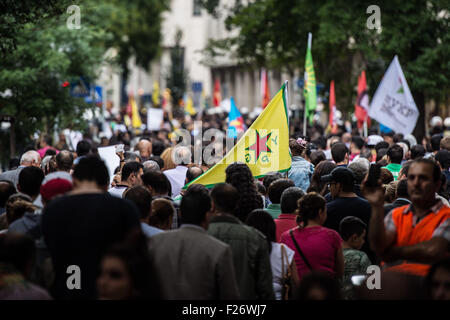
left=246, top=130, right=272, bottom=161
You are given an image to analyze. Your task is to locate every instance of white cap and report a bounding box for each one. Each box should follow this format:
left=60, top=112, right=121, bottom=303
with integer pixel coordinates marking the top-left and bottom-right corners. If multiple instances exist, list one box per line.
left=404, top=134, right=417, bottom=148
left=367, top=135, right=384, bottom=146
left=431, top=116, right=443, bottom=127
left=444, top=117, right=450, bottom=128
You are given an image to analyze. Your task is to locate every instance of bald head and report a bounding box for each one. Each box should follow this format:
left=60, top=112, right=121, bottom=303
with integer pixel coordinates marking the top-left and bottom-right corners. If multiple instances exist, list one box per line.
left=186, top=166, right=204, bottom=184
left=56, top=150, right=74, bottom=172
left=20, top=151, right=41, bottom=168
left=136, top=139, right=152, bottom=160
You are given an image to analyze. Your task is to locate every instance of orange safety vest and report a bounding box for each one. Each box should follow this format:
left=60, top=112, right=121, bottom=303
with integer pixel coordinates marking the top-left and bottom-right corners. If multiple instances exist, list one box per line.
left=384, top=204, right=450, bottom=276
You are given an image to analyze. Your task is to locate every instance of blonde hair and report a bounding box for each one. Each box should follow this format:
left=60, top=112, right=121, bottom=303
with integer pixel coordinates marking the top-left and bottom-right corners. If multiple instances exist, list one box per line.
left=160, top=147, right=176, bottom=171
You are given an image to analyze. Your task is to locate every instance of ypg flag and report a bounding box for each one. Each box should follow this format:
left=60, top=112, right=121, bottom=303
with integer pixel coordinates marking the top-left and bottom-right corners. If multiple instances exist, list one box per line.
left=185, top=82, right=291, bottom=189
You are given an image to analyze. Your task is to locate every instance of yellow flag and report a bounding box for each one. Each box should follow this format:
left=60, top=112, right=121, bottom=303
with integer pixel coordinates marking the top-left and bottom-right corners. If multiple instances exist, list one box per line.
left=131, top=97, right=142, bottom=128
left=185, top=95, right=196, bottom=115
left=184, top=82, right=291, bottom=189
left=152, top=81, right=160, bottom=107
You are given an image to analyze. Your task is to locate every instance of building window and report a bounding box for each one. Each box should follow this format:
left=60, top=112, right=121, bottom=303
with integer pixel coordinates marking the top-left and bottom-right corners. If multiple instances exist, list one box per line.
left=193, top=0, right=202, bottom=16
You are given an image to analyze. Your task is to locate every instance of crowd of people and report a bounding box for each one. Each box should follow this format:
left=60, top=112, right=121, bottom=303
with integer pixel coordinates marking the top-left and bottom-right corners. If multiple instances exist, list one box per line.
left=0, top=115, right=449, bottom=300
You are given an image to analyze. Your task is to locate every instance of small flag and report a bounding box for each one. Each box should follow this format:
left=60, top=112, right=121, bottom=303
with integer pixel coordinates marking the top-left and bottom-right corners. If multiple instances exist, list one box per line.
left=185, top=94, right=196, bottom=116
left=131, top=96, right=142, bottom=128
left=184, top=82, right=291, bottom=189
left=369, top=56, right=419, bottom=135
left=213, top=79, right=221, bottom=107
left=304, top=33, right=317, bottom=124
left=329, top=80, right=338, bottom=134
left=261, top=69, right=270, bottom=109
left=228, top=97, right=246, bottom=138
left=355, top=71, right=371, bottom=129
left=152, top=81, right=160, bottom=107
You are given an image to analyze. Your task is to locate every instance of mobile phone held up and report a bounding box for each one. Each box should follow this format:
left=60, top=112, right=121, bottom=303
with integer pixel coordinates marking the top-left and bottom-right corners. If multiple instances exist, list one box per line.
left=115, top=144, right=124, bottom=153
left=366, top=163, right=381, bottom=188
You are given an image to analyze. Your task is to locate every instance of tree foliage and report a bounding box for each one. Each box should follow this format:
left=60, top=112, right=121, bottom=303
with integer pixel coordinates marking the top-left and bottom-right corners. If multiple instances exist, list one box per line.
left=0, top=0, right=169, bottom=159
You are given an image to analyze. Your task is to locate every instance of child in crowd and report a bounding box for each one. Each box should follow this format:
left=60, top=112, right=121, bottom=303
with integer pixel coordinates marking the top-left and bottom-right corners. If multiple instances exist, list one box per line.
left=339, top=216, right=372, bottom=299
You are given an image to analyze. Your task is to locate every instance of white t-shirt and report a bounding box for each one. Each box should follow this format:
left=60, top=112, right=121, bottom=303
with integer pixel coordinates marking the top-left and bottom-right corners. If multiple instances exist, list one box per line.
left=108, top=186, right=127, bottom=198
left=270, top=242, right=295, bottom=300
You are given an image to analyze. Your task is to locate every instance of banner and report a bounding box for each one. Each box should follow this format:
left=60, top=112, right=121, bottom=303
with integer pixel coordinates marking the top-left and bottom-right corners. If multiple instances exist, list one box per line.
left=369, top=56, right=419, bottom=135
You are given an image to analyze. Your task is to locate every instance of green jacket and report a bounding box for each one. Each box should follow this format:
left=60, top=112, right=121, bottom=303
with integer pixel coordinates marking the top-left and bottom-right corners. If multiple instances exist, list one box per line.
left=265, top=203, right=281, bottom=219
left=208, top=214, right=275, bottom=300
left=383, top=163, right=402, bottom=181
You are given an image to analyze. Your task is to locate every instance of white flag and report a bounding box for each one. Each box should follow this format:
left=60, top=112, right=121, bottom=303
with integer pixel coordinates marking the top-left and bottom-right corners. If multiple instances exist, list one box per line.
left=369, top=56, right=419, bottom=135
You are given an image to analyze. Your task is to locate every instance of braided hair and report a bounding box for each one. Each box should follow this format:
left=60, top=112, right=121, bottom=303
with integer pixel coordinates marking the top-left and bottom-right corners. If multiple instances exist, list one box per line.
left=225, top=163, right=263, bottom=222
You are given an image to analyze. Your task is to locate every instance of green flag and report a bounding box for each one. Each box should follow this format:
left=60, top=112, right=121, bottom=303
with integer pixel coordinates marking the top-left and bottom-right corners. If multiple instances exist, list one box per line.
left=304, top=37, right=317, bottom=124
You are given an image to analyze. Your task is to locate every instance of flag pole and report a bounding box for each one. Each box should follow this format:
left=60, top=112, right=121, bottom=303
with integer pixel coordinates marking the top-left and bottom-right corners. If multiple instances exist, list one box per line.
left=303, top=33, right=312, bottom=137
left=363, top=119, right=368, bottom=137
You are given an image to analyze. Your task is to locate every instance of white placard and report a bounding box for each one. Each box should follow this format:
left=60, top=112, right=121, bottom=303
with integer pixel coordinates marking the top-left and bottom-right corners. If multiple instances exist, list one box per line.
left=98, top=146, right=120, bottom=184
left=147, top=108, right=164, bottom=131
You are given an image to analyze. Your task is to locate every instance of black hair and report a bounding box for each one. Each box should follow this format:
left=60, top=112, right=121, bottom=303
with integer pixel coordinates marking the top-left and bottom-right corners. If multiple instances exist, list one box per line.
left=186, top=166, right=203, bottom=183
left=307, top=160, right=336, bottom=195
left=424, top=257, right=450, bottom=299
left=123, top=186, right=152, bottom=220
left=411, top=158, right=442, bottom=182
left=351, top=136, right=365, bottom=150
left=149, top=198, right=174, bottom=229
left=121, top=161, right=144, bottom=181
left=0, top=180, right=17, bottom=207
left=295, top=271, right=342, bottom=300
left=310, top=150, right=326, bottom=167
left=339, top=216, right=367, bottom=241
left=142, top=171, right=171, bottom=195
left=393, top=133, right=404, bottom=143
left=151, top=140, right=166, bottom=156
left=410, top=144, right=426, bottom=160
left=387, top=144, right=404, bottom=164
left=297, top=192, right=326, bottom=226
left=76, top=140, right=91, bottom=157
left=280, top=187, right=305, bottom=214
left=18, top=166, right=44, bottom=197
left=124, top=151, right=141, bottom=163
left=180, top=184, right=211, bottom=225
left=268, top=178, right=295, bottom=204
left=210, top=183, right=239, bottom=214
left=56, top=150, right=74, bottom=171
left=255, top=181, right=266, bottom=196
left=246, top=209, right=275, bottom=253
left=9, top=157, right=20, bottom=170
left=331, top=143, right=349, bottom=163
left=262, top=172, right=283, bottom=190
left=431, top=134, right=443, bottom=152
left=396, top=179, right=409, bottom=198
left=0, top=233, right=35, bottom=277
left=375, top=141, right=389, bottom=152
left=225, top=163, right=263, bottom=222
left=44, top=149, right=56, bottom=157
left=73, top=155, right=109, bottom=187
left=101, top=230, right=161, bottom=299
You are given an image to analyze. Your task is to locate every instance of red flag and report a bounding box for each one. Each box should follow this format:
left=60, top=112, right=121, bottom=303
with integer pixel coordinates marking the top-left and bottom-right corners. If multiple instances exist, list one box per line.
left=329, top=80, right=338, bottom=134
left=261, top=69, right=270, bottom=109
left=355, top=71, right=371, bottom=129
left=213, top=79, right=221, bottom=107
